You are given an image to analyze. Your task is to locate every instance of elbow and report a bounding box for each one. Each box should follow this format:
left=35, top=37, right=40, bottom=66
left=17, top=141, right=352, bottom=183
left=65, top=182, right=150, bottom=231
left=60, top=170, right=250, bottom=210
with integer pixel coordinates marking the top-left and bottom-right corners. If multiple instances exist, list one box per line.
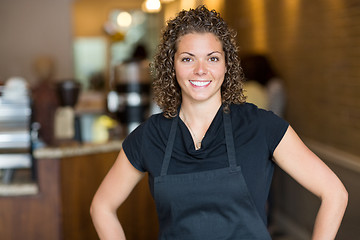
left=90, top=197, right=102, bottom=220
left=336, top=180, right=348, bottom=209
left=337, top=186, right=348, bottom=218
left=339, top=186, right=348, bottom=209
left=324, top=182, right=348, bottom=211
left=320, top=181, right=348, bottom=212
left=90, top=197, right=118, bottom=220
left=90, top=200, right=96, bottom=219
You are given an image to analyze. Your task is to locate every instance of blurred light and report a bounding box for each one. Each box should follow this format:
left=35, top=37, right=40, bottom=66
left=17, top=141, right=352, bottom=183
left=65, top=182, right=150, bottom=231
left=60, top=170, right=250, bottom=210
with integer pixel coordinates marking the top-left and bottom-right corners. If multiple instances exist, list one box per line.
left=117, top=11, right=132, bottom=28
left=142, top=0, right=162, bottom=13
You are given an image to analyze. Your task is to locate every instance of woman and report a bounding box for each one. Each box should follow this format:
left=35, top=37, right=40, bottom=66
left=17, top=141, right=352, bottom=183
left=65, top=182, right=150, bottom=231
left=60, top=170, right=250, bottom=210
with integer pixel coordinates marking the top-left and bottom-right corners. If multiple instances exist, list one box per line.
left=91, top=6, right=347, bottom=239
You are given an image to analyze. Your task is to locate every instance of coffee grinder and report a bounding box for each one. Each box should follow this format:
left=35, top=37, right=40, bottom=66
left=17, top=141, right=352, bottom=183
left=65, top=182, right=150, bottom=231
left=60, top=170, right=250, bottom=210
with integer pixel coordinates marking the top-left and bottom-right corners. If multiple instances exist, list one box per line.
left=54, top=80, right=81, bottom=144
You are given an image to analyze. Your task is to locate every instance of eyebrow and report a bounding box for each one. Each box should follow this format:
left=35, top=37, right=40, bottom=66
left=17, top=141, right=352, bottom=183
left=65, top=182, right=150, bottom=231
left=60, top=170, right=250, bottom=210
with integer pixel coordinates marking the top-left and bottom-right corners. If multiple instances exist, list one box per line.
left=179, top=51, right=223, bottom=56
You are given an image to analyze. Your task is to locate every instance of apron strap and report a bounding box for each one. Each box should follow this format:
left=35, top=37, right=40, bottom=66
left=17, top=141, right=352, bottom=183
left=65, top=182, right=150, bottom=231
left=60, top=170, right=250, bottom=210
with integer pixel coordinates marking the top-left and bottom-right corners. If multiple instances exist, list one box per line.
left=160, top=115, right=179, bottom=176
left=223, top=111, right=237, bottom=170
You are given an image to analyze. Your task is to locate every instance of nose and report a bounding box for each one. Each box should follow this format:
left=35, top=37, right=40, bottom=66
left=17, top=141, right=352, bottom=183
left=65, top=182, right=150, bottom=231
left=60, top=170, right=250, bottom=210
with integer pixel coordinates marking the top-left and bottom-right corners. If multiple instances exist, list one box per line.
left=193, top=60, right=207, bottom=75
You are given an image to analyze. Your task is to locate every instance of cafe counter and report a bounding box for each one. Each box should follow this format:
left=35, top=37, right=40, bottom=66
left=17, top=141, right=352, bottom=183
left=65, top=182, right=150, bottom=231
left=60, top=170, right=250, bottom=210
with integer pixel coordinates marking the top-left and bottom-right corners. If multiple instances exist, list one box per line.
left=0, top=140, right=158, bottom=240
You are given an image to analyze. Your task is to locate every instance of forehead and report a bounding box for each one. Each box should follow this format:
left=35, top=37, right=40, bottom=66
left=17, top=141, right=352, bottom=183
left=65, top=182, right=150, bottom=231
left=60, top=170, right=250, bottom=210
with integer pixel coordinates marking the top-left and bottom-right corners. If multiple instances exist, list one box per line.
left=176, top=32, right=223, bottom=51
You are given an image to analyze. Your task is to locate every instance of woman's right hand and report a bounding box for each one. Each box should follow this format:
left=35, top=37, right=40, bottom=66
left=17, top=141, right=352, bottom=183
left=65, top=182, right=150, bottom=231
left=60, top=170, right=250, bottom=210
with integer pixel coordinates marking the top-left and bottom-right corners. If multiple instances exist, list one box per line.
left=90, top=149, right=145, bottom=240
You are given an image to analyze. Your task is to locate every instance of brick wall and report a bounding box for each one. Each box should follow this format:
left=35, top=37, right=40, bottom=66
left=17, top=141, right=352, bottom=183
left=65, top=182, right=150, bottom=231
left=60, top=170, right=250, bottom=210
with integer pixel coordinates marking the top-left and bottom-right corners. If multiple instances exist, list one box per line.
left=224, top=0, right=360, bottom=157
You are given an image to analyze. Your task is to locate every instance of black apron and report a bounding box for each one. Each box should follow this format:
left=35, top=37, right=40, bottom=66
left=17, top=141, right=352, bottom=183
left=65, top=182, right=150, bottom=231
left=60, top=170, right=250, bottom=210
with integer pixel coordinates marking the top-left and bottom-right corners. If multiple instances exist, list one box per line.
left=153, top=111, right=271, bottom=239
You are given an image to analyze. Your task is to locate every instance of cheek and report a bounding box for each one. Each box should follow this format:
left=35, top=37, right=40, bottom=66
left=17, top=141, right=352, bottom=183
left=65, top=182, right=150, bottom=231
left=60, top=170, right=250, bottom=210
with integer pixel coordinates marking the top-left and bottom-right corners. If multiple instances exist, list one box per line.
left=210, top=65, right=226, bottom=78
left=175, top=65, right=190, bottom=79
left=174, top=68, right=186, bottom=86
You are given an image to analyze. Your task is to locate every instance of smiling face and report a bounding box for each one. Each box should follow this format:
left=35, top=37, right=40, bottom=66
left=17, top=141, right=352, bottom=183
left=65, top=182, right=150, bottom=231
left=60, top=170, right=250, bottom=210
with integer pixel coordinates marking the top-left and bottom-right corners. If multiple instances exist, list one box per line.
left=174, top=32, right=226, bottom=105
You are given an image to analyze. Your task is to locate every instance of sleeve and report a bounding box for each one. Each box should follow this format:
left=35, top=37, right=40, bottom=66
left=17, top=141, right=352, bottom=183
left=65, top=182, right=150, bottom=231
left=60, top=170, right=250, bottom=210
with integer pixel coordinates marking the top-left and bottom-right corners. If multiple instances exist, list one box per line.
left=259, top=109, right=289, bottom=155
left=122, top=123, right=146, bottom=172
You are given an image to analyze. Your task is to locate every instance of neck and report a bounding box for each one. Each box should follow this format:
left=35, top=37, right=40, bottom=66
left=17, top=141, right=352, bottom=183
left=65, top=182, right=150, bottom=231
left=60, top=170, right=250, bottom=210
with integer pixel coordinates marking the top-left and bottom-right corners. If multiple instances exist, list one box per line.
left=180, top=100, right=222, bottom=150
left=180, top=98, right=222, bottom=123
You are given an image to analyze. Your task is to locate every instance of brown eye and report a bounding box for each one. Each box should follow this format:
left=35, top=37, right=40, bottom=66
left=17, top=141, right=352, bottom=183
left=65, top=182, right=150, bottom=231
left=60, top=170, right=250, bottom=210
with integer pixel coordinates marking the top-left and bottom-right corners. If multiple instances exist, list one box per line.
left=209, top=57, right=219, bottom=62
left=181, top=57, right=192, bottom=62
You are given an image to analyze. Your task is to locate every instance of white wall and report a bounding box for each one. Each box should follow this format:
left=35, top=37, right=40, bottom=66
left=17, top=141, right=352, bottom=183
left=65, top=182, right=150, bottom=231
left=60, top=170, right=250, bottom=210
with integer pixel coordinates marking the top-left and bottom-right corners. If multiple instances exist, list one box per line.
left=0, top=0, right=74, bottom=85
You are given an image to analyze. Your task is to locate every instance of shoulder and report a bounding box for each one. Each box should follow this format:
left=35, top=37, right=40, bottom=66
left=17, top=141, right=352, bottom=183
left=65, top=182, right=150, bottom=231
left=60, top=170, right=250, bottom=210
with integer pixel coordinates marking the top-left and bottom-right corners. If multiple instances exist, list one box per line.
left=230, top=102, right=262, bottom=113
left=126, top=112, right=169, bottom=138
left=145, top=112, right=174, bottom=139
left=230, top=103, right=289, bottom=139
left=122, top=112, right=171, bottom=172
left=230, top=103, right=289, bottom=154
left=123, top=112, right=174, bottom=148
left=231, top=102, right=284, bottom=119
left=229, top=102, right=268, bottom=121
left=147, top=112, right=172, bottom=127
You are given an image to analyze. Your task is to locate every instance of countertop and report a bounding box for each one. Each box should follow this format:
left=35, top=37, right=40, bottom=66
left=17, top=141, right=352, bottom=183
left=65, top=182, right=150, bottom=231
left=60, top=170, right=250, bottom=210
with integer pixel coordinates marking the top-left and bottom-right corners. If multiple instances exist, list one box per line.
left=0, top=183, right=39, bottom=196
left=1, top=140, right=122, bottom=196
left=33, top=140, right=123, bottom=159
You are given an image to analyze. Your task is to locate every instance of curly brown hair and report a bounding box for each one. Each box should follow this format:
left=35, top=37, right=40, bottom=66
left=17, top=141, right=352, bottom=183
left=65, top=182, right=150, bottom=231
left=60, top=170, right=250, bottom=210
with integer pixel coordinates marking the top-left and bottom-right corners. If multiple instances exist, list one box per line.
left=151, top=5, right=246, bottom=118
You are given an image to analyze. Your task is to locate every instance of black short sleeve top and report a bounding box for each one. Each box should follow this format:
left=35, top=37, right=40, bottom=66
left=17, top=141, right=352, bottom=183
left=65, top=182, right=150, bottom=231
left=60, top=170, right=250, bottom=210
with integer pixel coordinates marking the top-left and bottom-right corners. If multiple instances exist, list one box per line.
left=123, top=103, right=289, bottom=221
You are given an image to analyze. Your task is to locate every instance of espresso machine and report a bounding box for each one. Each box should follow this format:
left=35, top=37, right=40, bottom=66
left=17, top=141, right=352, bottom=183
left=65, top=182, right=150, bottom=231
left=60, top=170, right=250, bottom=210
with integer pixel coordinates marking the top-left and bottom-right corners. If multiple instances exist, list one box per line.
left=107, top=60, right=151, bottom=136
left=0, top=77, right=32, bottom=183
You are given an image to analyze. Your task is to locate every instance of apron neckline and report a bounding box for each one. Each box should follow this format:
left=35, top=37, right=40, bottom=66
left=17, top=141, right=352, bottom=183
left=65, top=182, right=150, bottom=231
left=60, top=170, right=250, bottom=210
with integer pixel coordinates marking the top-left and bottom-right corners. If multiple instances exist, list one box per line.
left=160, top=111, right=237, bottom=177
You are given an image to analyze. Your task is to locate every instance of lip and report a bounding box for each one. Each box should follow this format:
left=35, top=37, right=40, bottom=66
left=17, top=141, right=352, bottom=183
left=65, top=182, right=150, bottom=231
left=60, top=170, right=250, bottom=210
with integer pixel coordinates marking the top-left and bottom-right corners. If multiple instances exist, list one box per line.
left=189, top=80, right=211, bottom=87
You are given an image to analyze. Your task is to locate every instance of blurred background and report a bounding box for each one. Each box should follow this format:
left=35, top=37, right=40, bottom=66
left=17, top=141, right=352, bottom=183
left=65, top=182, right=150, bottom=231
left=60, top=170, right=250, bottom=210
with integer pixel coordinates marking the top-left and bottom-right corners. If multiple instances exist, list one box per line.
left=0, top=0, right=359, bottom=239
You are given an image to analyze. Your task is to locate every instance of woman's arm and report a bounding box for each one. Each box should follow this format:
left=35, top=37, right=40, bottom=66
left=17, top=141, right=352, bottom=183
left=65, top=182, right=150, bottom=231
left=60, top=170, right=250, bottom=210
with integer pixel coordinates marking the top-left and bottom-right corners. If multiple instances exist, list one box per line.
left=90, top=149, right=145, bottom=240
left=273, top=126, right=348, bottom=240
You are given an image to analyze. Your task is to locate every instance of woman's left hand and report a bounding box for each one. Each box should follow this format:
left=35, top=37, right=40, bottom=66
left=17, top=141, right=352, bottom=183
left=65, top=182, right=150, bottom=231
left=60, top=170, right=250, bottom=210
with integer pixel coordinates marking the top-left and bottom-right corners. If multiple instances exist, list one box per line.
left=273, top=126, right=348, bottom=240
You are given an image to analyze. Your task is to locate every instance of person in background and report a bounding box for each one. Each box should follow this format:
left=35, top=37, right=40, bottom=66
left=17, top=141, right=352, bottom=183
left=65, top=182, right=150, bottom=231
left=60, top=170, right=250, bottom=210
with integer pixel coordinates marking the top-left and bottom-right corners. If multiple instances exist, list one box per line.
left=90, top=5, right=347, bottom=239
left=131, top=44, right=148, bottom=62
left=242, top=54, right=286, bottom=117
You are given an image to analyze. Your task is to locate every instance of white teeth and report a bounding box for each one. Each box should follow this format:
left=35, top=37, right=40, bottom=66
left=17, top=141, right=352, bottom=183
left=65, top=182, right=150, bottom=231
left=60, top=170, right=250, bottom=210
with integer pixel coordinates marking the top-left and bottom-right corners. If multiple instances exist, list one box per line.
left=189, top=80, right=211, bottom=86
